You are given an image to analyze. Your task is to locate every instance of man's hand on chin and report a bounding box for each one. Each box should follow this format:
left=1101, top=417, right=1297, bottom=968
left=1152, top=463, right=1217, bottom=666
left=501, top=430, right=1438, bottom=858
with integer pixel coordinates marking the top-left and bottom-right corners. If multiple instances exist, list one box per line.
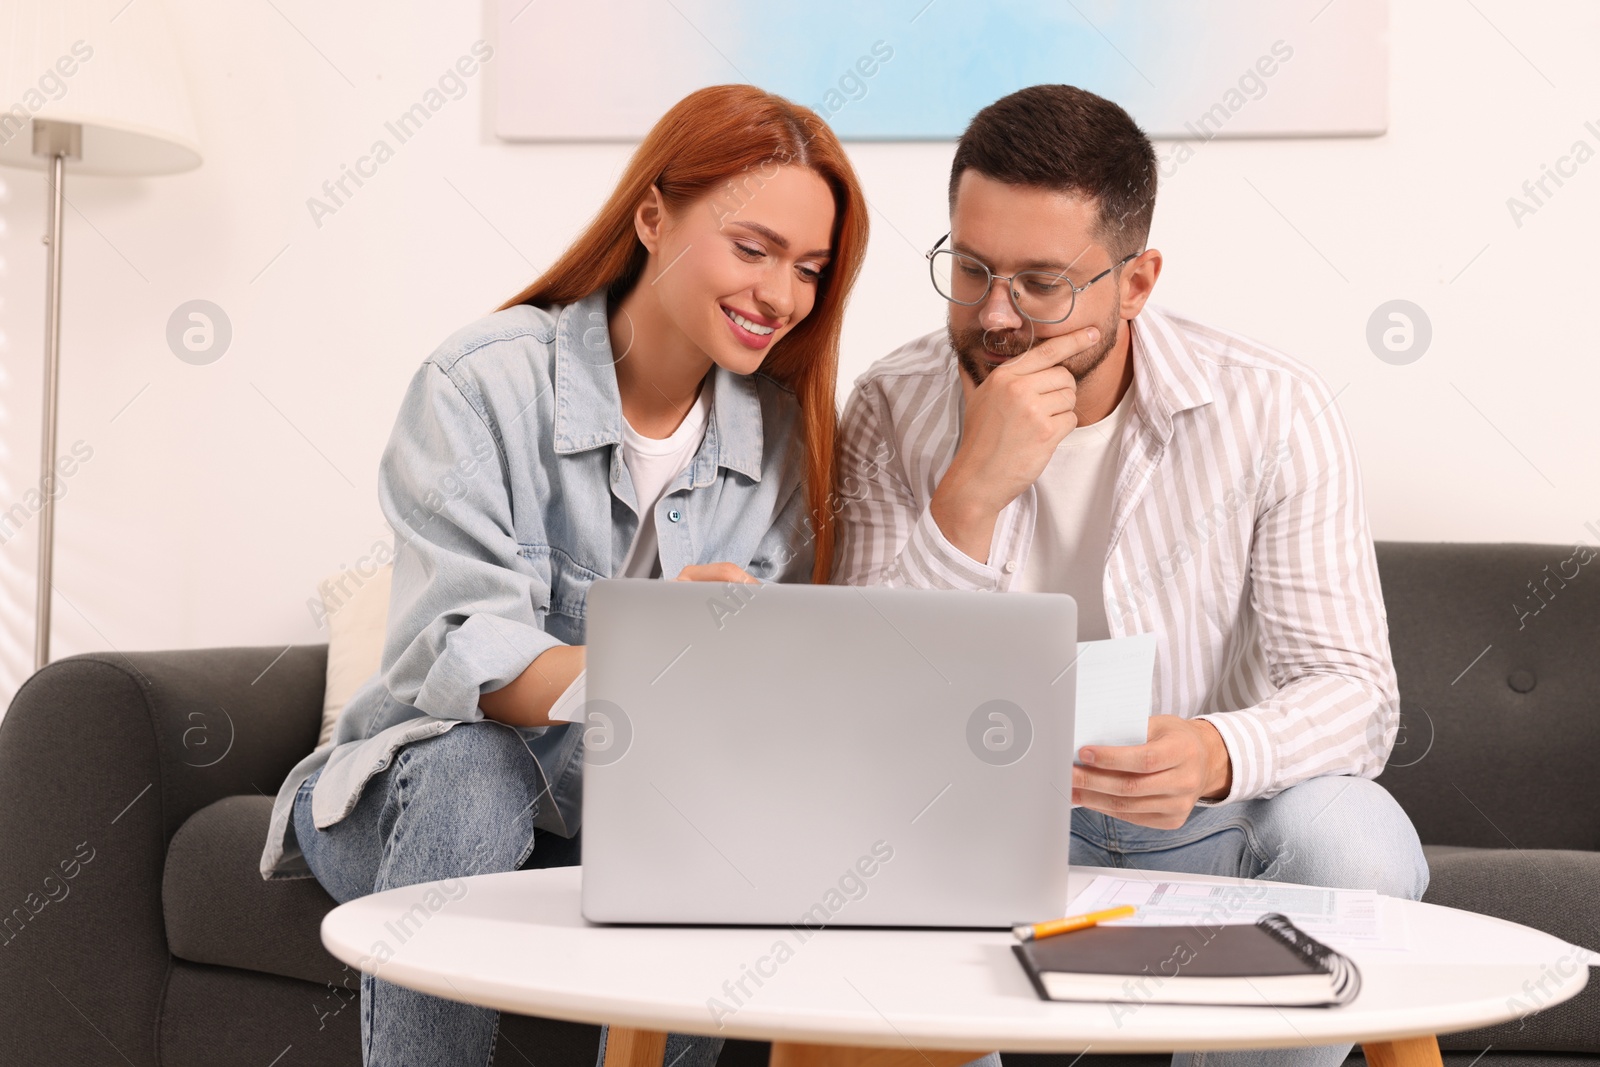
left=1071, top=716, right=1233, bottom=830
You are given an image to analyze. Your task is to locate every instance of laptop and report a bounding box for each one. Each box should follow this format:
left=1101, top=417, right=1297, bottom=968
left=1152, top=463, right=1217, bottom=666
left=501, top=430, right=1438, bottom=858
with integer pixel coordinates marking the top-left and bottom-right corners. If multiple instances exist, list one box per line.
left=579, top=579, right=1078, bottom=928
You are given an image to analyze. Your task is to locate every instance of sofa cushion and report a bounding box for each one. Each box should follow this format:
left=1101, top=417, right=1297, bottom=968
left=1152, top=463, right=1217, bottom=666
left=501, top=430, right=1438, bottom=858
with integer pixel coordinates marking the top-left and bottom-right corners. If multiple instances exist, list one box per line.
left=1422, top=843, right=1487, bottom=860
left=317, top=561, right=392, bottom=748
left=164, top=795, right=349, bottom=988
left=1374, top=542, right=1600, bottom=852
left=159, top=958, right=360, bottom=1067
left=1422, top=847, right=1600, bottom=1053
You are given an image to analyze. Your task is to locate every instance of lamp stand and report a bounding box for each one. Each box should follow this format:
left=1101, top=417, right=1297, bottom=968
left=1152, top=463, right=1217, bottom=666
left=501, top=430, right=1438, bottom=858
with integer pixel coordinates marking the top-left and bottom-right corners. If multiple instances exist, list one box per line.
left=32, top=120, right=80, bottom=672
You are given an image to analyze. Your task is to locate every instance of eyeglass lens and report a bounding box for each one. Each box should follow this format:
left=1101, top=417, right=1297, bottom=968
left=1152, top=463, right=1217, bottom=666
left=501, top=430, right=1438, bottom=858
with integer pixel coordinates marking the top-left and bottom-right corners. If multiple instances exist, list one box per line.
left=929, top=250, right=1077, bottom=323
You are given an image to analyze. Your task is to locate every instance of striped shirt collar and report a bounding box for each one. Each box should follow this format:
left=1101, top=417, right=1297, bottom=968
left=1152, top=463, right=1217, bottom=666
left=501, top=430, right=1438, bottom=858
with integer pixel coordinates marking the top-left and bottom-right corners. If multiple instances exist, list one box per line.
left=1126, top=306, right=1216, bottom=443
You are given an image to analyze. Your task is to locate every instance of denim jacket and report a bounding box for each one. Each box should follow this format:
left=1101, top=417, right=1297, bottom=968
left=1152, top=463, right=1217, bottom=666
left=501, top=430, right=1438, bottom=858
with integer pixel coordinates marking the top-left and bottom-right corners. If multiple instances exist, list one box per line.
left=260, top=289, right=813, bottom=879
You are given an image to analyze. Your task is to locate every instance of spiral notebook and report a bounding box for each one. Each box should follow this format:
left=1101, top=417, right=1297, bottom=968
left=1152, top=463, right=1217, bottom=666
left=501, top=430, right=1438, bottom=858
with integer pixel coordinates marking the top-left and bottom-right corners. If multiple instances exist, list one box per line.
left=1012, top=913, right=1362, bottom=1007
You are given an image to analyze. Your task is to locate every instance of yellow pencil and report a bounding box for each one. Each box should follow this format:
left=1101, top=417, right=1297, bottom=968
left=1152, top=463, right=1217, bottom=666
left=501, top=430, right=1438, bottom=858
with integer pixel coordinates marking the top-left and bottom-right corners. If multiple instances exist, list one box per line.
left=1012, top=904, right=1137, bottom=942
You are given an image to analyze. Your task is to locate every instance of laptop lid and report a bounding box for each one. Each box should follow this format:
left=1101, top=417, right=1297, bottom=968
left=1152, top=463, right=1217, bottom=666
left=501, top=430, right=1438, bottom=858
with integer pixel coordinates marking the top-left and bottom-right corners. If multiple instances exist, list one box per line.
left=580, top=579, right=1077, bottom=928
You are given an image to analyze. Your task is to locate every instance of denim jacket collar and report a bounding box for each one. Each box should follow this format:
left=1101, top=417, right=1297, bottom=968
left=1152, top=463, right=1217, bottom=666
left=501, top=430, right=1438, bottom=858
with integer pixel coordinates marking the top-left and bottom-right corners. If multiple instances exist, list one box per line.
left=551, top=289, right=765, bottom=482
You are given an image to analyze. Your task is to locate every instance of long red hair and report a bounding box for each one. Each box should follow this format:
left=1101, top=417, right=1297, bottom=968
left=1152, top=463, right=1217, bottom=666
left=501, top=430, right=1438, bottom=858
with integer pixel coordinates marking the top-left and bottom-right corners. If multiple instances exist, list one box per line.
left=496, top=85, right=868, bottom=584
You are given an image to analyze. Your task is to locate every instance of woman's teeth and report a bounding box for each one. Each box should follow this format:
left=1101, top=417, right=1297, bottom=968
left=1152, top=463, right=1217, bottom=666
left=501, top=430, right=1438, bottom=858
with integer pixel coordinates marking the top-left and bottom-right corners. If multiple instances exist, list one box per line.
left=724, top=307, right=775, bottom=336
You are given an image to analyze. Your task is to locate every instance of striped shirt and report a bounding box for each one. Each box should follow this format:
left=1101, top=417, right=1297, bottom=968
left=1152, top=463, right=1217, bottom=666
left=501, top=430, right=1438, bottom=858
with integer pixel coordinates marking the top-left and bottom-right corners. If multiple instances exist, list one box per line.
left=832, top=304, right=1399, bottom=805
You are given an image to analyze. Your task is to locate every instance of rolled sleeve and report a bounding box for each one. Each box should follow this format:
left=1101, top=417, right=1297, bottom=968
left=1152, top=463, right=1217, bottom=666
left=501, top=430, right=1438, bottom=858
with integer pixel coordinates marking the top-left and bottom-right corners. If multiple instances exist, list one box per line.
left=897, top=504, right=1003, bottom=590
left=1192, top=708, right=1267, bottom=807
left=378, top=360, right=564, bottom=722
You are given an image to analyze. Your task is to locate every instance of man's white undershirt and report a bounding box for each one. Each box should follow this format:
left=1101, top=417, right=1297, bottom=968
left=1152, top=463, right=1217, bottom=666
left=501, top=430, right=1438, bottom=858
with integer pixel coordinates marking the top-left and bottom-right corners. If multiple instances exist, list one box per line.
left=1011, top=380, right=1133, bottom=642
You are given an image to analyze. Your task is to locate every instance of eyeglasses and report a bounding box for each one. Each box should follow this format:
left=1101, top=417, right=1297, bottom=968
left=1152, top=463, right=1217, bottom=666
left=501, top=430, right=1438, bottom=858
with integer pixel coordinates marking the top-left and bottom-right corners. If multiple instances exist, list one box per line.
left=925, top=233, right=1139, bottom=325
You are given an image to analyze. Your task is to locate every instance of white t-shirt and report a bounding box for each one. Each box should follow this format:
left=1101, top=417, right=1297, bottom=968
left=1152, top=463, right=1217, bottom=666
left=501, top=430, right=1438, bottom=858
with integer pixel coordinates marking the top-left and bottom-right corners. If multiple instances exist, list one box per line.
left=1011, top=380, right=1133, bottom=642
left=618, top=379, right=712, bottom=578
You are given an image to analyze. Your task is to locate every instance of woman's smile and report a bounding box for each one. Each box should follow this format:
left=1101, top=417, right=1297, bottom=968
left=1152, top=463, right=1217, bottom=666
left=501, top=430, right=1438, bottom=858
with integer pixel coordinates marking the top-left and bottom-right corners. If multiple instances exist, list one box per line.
left=721, top=303, right=779, bottom=349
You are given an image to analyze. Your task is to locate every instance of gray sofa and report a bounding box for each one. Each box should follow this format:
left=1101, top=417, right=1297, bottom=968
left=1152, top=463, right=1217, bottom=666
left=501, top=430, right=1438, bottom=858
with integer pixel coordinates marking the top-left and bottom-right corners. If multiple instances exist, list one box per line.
left=1, top=541, right=1595, bottom=1066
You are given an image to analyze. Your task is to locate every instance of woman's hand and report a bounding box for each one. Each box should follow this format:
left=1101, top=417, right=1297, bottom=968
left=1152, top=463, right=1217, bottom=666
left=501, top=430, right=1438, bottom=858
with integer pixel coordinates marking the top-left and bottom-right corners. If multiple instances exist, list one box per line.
left=674, top=563, right=759, bottom=584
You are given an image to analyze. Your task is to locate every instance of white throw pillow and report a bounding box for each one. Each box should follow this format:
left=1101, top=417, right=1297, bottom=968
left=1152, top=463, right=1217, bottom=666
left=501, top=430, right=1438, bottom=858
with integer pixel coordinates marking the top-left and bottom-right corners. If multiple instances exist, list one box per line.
left=316, top=562, right=393, bottom=749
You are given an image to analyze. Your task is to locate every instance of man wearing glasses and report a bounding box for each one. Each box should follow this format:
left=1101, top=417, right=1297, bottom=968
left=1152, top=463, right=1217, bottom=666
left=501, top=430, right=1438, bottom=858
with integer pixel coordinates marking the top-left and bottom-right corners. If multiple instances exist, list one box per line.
left=833, top=85, right=1426, bottom=1067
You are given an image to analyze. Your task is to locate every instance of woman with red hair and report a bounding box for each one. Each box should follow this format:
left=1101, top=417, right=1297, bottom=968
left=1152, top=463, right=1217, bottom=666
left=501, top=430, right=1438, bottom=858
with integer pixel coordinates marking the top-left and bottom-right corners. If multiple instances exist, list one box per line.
left=263, top=84, right=869, bottom=1065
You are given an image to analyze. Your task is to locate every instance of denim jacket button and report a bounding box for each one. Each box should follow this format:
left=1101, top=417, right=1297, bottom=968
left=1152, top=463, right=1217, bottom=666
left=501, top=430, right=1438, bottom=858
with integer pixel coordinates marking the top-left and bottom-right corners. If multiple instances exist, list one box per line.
left=667, top=509, right=682, bottom=523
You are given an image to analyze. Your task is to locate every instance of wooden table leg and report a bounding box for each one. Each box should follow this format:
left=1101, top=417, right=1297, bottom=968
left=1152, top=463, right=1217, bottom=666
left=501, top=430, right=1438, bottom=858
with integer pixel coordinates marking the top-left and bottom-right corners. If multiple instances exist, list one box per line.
left=1362, top=1035, right=1444, bottom=1067
left=770, top=1042, right=992, bottom=1067
left=603, top=1027, right=669, bottom=1067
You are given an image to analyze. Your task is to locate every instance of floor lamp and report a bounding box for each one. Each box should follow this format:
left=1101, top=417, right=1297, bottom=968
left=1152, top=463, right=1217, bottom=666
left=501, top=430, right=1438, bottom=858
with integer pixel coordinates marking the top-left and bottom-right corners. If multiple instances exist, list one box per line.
left=0, top=0, right=202, bottom=671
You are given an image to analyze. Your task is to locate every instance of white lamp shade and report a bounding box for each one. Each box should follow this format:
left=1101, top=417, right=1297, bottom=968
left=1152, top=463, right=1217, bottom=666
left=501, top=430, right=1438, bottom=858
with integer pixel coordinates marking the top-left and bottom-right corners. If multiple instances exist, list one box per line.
left=0, top=0, right=201, bottom=175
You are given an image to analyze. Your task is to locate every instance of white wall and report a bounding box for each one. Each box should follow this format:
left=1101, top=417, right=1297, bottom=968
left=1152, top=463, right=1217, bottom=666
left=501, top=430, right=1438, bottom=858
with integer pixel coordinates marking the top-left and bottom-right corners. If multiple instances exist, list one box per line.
left=0, top=0, right=1595, bottom=707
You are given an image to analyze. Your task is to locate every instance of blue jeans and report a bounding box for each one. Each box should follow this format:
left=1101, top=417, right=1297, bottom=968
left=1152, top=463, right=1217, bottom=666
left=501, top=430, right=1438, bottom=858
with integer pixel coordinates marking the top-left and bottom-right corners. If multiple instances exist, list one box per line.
left=1070, top=775, right=1430, bottom=1067
left=292, top=719, right=725, bottom=1067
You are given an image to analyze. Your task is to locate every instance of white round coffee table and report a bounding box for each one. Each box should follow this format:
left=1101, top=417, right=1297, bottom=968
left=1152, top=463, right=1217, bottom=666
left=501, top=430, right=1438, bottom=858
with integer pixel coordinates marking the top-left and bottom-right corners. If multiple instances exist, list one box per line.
left=321, top=865, right=1587, bottom=1067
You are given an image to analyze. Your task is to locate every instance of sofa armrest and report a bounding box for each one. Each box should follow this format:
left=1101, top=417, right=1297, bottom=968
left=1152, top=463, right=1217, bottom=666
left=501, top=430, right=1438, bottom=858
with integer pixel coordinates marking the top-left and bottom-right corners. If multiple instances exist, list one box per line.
left=0, top=644, right=326, bottom=1067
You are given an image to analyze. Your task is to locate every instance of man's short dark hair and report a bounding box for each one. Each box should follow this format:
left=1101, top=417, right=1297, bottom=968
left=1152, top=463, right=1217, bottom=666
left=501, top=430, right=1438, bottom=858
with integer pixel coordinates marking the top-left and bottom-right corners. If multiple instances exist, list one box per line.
left=949, top=84, right=1157, bottom=258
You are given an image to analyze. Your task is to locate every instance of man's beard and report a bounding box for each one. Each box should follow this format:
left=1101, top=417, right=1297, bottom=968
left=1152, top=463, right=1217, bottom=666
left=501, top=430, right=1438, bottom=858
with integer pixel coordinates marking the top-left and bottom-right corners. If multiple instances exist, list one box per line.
left=948, top=300, right=1121, bottom=387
